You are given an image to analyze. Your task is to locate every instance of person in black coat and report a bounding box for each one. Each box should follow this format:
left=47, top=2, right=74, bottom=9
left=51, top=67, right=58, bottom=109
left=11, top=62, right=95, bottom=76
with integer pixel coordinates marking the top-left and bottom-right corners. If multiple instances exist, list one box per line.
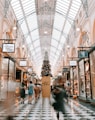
left=52, top=85, right=68, bottom=120
left=20, top=82, right=26, bottom=104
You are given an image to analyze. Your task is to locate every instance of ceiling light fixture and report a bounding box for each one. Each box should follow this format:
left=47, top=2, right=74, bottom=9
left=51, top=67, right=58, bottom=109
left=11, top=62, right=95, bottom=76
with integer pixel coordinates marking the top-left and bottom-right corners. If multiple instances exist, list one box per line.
left=76, top=27, right=80, bottom=31
left=13, top=26, right=17, bottom=30
left=22, top=45, right=25, bottom=49
left=67, top=45, right=70, bottom=49
left=44, top=31, right=48, bottom=34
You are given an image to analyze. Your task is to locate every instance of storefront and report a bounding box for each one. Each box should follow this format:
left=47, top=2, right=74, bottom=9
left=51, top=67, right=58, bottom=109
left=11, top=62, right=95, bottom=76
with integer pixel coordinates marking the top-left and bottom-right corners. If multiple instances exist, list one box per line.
left=78, top=57, right=92, bottom=101
left=62, top=67, right=70, bottom=82
left=16, top=70, right=21, bottom=81
left=15, top=69, right=22, bottom=97
left=0, top=57, right=16, bottom=100
left=62, top=67, right=71, bottom=95
left=70, top=66, right=78, bottom=97
left=89, top=46, right=95, bottom=100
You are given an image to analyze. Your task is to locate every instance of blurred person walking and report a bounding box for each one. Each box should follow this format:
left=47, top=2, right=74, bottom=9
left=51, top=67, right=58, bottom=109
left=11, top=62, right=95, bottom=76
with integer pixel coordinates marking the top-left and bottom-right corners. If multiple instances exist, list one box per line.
left=52, top=84, right=68, bottom=120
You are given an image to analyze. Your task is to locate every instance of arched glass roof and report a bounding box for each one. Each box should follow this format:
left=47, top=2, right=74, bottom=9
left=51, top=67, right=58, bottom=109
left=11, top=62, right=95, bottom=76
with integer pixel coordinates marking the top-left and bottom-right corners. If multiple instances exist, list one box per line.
left=11, top=0, right=82, bottom=76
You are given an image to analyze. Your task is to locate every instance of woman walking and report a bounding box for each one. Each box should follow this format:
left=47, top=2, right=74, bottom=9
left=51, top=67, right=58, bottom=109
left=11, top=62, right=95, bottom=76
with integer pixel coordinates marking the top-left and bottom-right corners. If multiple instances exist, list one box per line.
left=28, top=81, right=34, bottom=104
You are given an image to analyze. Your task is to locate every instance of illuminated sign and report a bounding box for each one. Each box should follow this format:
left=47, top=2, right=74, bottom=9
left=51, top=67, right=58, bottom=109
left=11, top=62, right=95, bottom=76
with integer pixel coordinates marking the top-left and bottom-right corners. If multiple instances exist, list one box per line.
left=2, top=43, right=15, bottom=53
left=19, top=60, right=27, bottom=67
left=70, top=60, right=77, bottom=66
left=62, top=67, right=69, bottom=72
left=78, top=50, right=88, bottom=58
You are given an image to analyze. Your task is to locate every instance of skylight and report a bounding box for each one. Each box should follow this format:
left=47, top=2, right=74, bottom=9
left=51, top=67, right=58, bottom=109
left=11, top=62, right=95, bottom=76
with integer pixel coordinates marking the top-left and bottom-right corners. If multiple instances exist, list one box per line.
left=11, top=0, right=81, bottom=75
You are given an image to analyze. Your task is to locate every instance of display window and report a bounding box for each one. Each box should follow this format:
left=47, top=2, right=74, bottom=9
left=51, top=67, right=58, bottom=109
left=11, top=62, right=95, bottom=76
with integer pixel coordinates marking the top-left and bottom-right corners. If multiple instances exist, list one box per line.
left=78, top=58, right=92, bottom=99
left=0, top=58, right=15, bottom=100
left=89, top=50, right=95, bottom=99
left=78, top=59, right=86, bottom=97
left=70, top=67, right=78, bottom=96
left=84, top=61, right=91, bottom=99
left=73, top=67, right=78, bottom=96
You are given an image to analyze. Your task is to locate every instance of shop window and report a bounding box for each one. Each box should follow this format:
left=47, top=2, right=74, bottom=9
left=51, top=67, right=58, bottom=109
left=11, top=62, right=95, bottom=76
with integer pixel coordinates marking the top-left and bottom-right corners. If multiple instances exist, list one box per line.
left=16, top=70, right=21, bottom=80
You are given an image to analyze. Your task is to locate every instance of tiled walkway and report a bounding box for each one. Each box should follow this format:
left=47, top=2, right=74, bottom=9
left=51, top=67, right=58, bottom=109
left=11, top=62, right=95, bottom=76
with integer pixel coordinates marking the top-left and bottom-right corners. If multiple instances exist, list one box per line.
left=0, top=97, right=95, bottom=120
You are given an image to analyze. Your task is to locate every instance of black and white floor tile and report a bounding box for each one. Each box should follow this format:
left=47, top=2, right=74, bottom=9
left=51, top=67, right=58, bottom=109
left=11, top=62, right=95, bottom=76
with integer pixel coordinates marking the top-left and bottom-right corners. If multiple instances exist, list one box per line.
left=0, top=98, right=95, bottom=120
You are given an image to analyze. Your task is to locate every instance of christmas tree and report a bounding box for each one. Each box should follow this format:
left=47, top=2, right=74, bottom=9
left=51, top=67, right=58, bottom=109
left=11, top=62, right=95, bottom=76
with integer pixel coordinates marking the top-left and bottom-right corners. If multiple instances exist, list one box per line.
left=41, top=51, right=52, bottom=77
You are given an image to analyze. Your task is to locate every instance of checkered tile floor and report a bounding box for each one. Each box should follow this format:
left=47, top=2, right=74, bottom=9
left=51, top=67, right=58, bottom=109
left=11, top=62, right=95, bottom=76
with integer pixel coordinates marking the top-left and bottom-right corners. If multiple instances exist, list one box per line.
left=0, top=98, right=95, bottom=120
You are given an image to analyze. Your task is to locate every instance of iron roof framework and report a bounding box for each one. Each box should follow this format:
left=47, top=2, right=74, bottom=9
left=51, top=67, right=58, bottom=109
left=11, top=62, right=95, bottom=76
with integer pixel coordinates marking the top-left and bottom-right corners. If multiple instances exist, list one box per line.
left=10, top=0, right=82, bottom=76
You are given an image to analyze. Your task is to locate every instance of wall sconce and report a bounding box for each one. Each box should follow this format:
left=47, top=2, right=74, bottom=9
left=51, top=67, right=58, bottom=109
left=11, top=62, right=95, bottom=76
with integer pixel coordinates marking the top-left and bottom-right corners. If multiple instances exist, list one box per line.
left=22, top=45, right=25, bottom=50
left=13, top=26, right=17, bottom=30
left=76, top=27, right=80, bottom=31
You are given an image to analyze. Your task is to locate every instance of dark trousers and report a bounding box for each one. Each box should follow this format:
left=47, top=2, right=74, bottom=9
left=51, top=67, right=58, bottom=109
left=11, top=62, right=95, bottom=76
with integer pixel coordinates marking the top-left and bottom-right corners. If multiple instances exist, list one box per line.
left=57, top=112, right=59, bottom=120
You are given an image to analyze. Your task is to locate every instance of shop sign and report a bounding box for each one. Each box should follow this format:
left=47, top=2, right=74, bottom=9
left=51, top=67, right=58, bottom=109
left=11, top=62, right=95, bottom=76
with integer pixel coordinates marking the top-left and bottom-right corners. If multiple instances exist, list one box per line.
left=28, top=68, right=32, bottom=73
left=78, top=50, right=88, bottom=58
left=62, top=67, right=69, bottom=72
left=2, top=43, right=15, bottom=53
left=69, top=60, right=77, bottom=66
left=19, top=60, right=27, bottom=67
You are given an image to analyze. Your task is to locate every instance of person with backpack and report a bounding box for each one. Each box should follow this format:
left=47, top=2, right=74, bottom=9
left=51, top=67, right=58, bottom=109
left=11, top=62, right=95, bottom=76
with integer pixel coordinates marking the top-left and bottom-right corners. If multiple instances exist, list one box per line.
left=28, top=81, right=34, bottom=104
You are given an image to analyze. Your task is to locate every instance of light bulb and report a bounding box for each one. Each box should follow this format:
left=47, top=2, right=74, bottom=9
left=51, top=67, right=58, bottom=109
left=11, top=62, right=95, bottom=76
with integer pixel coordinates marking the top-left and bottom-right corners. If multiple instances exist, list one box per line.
left=44, top=31, right=48, bottom=34
left=13, top=26, right=17, bottom=30
left=76, top=27, right=80, bottom=31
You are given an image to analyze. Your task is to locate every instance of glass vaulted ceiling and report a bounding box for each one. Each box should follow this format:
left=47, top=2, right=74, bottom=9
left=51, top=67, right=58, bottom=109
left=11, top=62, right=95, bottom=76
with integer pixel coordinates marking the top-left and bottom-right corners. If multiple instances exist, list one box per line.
left=50, top=0, right=81, bottom=72
left=11, top=0, right=81, bottom=76
left=11, top=0, right=42, bottom=75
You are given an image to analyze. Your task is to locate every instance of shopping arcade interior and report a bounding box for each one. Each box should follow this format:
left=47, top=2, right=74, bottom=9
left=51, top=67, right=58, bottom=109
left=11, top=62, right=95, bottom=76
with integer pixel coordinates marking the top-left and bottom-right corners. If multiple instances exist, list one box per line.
left=1, top=0, right=95, bottom=117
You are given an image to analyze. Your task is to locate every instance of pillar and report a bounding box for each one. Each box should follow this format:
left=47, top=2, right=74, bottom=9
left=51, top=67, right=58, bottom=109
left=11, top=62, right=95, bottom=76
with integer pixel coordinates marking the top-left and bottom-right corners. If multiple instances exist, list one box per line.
left=42, top=76, right=51, bottom=98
